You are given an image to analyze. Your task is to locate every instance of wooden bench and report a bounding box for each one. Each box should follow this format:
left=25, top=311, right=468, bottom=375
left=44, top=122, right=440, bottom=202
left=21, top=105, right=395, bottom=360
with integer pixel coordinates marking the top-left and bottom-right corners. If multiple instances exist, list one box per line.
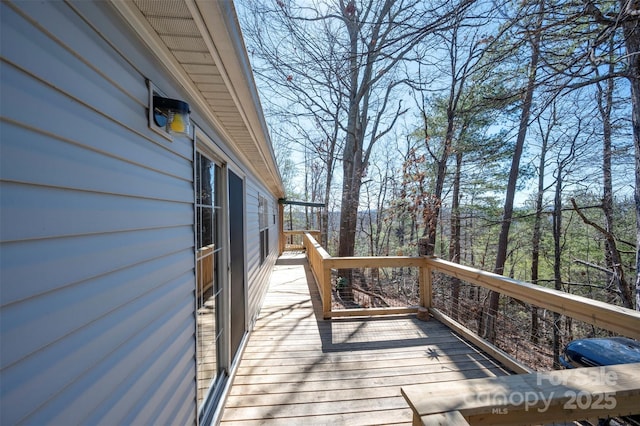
left=401, top=362, right=640, bottom=426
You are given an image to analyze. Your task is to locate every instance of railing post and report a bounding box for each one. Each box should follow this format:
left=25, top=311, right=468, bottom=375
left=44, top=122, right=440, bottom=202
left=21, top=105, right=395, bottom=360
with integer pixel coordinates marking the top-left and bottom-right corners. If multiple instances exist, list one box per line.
left=418, top=240, right=432, bottom=309
left=322, top=263, right=331, bottom=319
left=419, top=260, right=432, bottom=308
left=278, top=203, right=284, bottom=255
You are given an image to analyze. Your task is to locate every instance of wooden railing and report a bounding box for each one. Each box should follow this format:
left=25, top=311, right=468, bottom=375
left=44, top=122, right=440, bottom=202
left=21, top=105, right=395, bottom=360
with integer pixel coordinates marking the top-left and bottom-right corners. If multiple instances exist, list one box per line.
left=280, top=230, right=321, bottom=253
left=303, top=232, right=332, bottom=315
left=424, top=257, right=639, bottom=340
left=196, top=244, right=214, bottom=299
left=302, top=232, right=430, bottom=319
left=301, top=232, right=640, bottom=371
left=299, top=232, right=640, bottom=423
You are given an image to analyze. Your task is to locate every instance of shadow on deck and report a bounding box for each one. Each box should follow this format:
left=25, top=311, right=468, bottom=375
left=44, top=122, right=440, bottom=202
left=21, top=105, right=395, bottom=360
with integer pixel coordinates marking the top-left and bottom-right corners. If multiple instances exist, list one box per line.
left=220, top=253, right=511, bottom=425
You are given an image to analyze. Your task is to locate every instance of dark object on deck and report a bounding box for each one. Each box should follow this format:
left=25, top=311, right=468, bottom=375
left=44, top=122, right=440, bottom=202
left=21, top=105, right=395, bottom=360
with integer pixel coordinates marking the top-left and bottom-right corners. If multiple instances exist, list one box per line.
left=561, top=337, right=640, bottom=426
left=560, top=337, right=640, bottom=369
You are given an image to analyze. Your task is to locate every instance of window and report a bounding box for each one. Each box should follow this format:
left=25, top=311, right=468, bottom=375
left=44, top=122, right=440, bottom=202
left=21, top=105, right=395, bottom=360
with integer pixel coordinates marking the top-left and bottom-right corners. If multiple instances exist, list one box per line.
left=272, top=202, right=277, bottom=225
left=258, top=195, right=269, bottom=264
left=195, top=152, right=223, bottom=408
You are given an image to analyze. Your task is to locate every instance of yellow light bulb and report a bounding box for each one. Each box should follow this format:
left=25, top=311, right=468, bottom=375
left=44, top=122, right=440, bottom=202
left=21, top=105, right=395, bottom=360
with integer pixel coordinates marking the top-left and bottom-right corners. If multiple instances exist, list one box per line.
left=170, top=112, right=186, bottom=133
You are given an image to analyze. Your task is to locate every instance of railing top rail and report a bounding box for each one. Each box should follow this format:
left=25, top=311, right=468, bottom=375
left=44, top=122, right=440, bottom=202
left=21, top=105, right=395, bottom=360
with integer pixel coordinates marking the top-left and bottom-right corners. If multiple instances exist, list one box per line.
left=425, top=256, right=640, bottom=340
left=284, top=229, right=320, bottom=234
left=325, top=256, right=425, bottom=269
left=303, top=232, right=331, bottom=260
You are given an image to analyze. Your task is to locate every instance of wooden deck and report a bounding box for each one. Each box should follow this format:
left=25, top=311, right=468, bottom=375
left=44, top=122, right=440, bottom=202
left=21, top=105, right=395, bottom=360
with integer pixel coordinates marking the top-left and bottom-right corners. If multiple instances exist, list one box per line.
left=220, top=253, right=512, bottom=425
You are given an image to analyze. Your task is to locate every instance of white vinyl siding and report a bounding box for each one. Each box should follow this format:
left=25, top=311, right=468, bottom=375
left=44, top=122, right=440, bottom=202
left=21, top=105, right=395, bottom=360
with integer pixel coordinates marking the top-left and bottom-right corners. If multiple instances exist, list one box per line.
left=1, top=1, right=195, bottom=425
left=244, top=182, right=279, bottom=327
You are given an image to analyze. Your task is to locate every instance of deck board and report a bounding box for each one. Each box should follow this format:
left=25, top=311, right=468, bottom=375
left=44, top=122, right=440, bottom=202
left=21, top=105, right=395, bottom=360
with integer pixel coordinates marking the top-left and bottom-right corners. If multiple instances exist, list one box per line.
left=220, top=253, right=511, bottom=425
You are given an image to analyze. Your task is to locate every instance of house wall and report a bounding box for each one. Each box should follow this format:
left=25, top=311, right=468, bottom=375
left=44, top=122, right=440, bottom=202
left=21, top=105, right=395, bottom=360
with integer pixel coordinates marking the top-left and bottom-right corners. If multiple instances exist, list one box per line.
left=0, top=1, right=279, bottom=424
left=245, top=185, right=280, bottom=328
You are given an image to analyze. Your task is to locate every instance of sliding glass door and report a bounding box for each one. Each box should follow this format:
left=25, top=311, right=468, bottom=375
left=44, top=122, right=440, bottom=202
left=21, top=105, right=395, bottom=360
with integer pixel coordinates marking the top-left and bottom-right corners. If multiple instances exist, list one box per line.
left=195, top=152, right=224, bottom=409
left=195, top=148, right=247, bottom=422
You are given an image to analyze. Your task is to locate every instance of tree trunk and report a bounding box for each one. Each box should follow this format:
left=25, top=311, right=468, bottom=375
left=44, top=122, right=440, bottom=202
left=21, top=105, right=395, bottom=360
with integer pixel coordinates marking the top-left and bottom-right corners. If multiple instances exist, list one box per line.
left=552, top=163, right=564, bottom=369
left=599, top=60, right=617, bottom=305
left=336, top=4, right=362, bottom=297
left=422, top=109, right=450, bottom=256
left=596, top=51, right=634, bottom=309
left=530, top=117, right=549, bottom=345
left=449, top=151, right=463, bottom=320
left=337, top=133, right=363, bottom=296
left=321, top=152, right=335, bottom=249
left=621, top=0, right=640, bottom=310
left=484, top=0, right=543, bottom=342
left=337, top=112, right=364, bottom=259
left=423, top=52, right=461, bottom=256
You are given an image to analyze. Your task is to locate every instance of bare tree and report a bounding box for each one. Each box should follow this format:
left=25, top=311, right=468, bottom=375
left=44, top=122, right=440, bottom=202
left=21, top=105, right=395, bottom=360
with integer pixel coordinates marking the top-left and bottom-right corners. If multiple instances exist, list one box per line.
left=334, top=0, right=474, bottom=261
left=581, top=37, right=635, bottom=309
left=585, top=2, right=640, bottom=309
left=530, top=105, right=555, bottom=344
left=485, top=0, right=545, bottom=342
left=240, top=0, right=481, bottom=301
left=411, top=5, right=506, bottom=256
left=539, top=0, right=640, bottom=310
left=239, top=0, right=349, bottom=245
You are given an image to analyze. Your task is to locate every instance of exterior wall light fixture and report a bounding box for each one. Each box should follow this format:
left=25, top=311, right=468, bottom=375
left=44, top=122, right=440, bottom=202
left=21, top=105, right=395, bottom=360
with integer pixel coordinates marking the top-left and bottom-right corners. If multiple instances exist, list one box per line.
left=153, top=96, right=191, bottom=135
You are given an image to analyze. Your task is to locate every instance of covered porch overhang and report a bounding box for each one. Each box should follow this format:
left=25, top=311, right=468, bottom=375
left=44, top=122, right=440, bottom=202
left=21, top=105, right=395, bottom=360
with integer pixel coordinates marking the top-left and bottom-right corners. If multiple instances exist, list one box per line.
left=110, top=0, right=284, bottom=199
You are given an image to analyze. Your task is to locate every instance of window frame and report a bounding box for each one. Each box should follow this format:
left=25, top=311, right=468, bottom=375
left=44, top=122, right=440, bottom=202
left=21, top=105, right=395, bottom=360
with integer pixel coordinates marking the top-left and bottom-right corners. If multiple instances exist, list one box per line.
left=258, top=194, right=269, bottom=264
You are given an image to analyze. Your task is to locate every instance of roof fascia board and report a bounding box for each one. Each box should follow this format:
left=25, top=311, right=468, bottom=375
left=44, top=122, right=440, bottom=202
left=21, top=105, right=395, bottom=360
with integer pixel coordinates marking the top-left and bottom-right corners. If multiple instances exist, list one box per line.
left=190, top=0, right=284, bottom=196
